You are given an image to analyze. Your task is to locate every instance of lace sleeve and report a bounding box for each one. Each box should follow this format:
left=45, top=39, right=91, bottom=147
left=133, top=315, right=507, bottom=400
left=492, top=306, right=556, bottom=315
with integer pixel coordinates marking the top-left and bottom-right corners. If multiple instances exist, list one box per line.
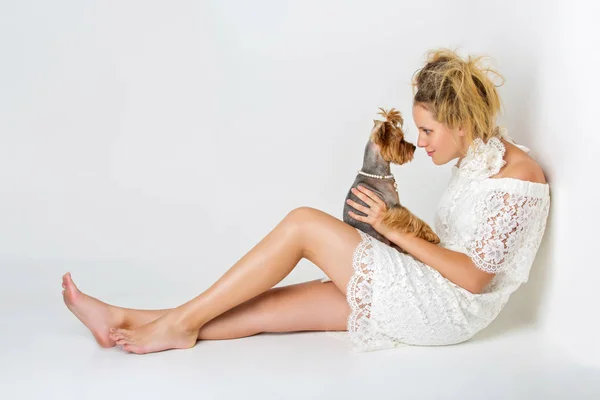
left=466, top=190, right=542, bottom=274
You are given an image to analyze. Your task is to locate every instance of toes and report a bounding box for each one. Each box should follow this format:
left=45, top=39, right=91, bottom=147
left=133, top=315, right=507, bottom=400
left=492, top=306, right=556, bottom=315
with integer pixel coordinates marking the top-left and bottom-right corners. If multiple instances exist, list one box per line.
left=64, top=272, right=78, bottom=289
left=111, top=332, right=133, bottom=343
left=62, top=272, right=80, bottom=301
left=109, top=330, right=127, bottom=341
left=68, top=274, right=77, bottom=289
left=123, top=344, right=145, bottom=354
left=112, top=333, right=129, bottom=342
left=115, top=329, right=132, bottom=339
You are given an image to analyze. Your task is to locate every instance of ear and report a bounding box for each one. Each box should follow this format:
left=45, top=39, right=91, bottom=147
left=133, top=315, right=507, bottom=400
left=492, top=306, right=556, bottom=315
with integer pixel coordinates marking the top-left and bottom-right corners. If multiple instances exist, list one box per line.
left=372, top=119, right=385, bottom=133
left=457, top=127, right=466, bottom=137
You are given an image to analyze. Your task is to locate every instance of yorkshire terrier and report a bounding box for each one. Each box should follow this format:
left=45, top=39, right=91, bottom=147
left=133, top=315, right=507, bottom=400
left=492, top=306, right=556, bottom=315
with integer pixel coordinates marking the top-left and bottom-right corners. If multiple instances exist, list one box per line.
left=343, top=107, right=440, bottom=253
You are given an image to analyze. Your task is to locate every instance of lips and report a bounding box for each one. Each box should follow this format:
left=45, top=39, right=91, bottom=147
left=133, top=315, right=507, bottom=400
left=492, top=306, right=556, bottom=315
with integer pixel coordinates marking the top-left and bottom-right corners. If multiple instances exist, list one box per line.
left=427, top=151, right=435, bottom=156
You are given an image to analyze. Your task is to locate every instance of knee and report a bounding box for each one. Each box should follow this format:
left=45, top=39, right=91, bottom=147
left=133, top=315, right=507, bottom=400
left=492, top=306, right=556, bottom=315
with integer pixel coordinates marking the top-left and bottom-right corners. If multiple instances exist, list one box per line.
left=280, top=207, right=322, bottom=242
left=284, top=206, right=320, bottom=227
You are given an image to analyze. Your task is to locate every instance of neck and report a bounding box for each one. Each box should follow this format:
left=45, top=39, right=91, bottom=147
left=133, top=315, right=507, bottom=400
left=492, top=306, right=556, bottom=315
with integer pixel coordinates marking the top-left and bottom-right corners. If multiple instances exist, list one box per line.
left=361, top=140, right=392, bottom=175
left=455, top=136, right=472, bottom=167
left=455, top=153, right=466, bottom=167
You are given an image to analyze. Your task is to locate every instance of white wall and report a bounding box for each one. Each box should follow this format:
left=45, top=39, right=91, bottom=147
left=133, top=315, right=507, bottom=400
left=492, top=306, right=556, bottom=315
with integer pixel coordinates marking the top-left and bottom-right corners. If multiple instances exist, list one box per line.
left=454, top=0, right=600, bottom=368
left=532, top=1, right=600, bottom=368
left=1, top=1, right=597, bottom=366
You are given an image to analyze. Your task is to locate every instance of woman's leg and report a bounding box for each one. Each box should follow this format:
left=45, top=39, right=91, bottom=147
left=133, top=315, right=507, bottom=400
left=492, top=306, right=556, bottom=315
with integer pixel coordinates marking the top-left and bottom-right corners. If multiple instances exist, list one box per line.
left=108, top=206, right=362, bottom=354
left=195, top=279, right=351, bottom=339
left=62, top=274, right=349, bottom=347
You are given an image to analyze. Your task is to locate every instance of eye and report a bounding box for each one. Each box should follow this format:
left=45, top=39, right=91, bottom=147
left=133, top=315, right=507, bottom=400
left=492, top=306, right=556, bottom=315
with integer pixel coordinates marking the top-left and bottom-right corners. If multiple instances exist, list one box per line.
left=423, top=129, right=431, bottom=135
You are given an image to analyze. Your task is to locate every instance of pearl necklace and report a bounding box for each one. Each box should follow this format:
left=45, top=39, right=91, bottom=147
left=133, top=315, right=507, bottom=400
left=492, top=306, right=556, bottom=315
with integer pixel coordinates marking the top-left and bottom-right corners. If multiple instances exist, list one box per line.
left=357, top=170, right=399, bottom=192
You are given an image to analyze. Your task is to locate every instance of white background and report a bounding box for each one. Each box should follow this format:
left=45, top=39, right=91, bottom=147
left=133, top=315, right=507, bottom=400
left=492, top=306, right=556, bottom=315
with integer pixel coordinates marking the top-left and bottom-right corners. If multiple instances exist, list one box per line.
left=1, top=0, right=599, bottom=397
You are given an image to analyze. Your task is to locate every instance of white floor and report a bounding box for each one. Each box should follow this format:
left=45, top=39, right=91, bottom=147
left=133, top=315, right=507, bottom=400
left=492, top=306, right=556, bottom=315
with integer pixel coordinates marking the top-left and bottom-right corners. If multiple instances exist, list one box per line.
left=1, top=262, right=599, bottom=400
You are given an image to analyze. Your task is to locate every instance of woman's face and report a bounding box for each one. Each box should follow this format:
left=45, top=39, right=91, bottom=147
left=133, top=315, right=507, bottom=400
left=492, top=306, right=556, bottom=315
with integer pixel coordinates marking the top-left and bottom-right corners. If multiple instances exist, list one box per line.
left=412, top=103, right=467, bottom=166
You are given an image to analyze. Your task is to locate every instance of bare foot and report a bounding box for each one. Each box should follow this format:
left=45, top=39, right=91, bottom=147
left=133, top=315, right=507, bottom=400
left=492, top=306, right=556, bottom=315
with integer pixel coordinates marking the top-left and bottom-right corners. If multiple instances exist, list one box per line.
left=62, top=272, right=124, bottom=348
left=108, top=311, right=198, bottom=354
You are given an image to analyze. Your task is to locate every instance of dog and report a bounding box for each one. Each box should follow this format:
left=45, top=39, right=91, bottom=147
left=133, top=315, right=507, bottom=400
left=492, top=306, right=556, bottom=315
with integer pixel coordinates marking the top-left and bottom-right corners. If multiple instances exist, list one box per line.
left=343, top=107, right=440, bottom=253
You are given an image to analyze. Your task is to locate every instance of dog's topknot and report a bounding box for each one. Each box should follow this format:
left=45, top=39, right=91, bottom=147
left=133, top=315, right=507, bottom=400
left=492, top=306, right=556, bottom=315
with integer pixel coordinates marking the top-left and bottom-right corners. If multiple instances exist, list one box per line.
left=377, top=107, right=404, bottom=129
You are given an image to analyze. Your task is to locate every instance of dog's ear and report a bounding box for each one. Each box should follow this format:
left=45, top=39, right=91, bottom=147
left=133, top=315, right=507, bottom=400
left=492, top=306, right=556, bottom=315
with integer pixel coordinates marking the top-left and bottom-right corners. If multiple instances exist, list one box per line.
left=372, top=119, right=385, bottom=136
left=373, top=119, right=384, bottom=128
left=372, top=120, right=389, bottom=144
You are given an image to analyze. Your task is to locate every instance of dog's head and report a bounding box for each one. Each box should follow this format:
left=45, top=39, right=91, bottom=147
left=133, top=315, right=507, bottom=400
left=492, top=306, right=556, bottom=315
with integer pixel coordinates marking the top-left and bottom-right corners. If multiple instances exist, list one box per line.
left=370, top=107, right=416, bottom=165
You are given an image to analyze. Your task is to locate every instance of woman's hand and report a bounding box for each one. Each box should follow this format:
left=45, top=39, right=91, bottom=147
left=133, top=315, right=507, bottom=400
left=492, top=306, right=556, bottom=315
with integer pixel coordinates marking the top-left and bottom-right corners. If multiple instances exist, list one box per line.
left=346, top=185, right=391, bottom=237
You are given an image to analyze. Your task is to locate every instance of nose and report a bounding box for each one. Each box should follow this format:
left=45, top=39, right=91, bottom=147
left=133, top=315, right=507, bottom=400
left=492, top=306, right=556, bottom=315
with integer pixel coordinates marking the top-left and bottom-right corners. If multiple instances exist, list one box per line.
left=416, top=132, right=427, bottom=148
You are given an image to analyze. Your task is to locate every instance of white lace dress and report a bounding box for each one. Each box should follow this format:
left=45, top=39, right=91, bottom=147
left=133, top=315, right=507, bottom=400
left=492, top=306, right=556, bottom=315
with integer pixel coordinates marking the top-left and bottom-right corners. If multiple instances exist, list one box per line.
left=322, top=128, right=551, bottom=352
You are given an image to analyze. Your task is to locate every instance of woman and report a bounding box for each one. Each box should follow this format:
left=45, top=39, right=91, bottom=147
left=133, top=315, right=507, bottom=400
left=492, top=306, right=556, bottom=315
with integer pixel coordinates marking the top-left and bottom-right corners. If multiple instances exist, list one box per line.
left=61, top=48, right=551, bottom=354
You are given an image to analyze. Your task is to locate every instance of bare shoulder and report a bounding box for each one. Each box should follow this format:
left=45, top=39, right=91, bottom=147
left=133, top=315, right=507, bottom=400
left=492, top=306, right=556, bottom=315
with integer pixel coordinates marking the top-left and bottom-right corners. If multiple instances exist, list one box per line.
left=495, top=140, right=548, bottom=184
left=502, top=159, right=547, bottom=184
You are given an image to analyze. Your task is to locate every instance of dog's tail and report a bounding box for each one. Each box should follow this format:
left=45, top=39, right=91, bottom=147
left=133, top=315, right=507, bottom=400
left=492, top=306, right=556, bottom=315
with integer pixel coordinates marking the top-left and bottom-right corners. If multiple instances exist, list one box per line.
left=382, top=205, right=441, bottom=245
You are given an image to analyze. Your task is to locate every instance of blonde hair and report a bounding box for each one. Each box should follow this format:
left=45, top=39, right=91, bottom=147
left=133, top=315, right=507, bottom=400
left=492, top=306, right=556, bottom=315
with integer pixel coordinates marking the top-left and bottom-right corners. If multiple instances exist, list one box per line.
left=411, top=48, right=505, bottom=147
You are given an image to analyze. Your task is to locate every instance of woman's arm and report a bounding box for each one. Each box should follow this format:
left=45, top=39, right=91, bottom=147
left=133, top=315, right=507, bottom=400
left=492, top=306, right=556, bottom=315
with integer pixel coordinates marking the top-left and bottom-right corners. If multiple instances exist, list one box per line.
left=383, top=230, right=494, bottom=294
left=346, top=185, right=494, bottom=294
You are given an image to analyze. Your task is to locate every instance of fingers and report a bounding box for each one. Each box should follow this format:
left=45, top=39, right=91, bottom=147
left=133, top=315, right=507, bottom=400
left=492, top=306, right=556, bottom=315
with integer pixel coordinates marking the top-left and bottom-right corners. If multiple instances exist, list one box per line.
left=346, top=198, right=369, bottom=214
left=348, top=210, right=363, bottom=222
left=350, top=187, right=372, bottom=208
left=353, top=186, right=385, bottom=208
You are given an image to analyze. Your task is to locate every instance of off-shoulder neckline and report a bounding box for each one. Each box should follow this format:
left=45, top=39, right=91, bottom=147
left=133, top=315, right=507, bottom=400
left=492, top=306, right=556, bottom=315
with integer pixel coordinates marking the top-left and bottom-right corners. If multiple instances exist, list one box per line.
left=452, top=165, right=550, bottom=197
left=452, top=164, right=549, bottom=185
left=453, top=129, right=548, bottom=185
